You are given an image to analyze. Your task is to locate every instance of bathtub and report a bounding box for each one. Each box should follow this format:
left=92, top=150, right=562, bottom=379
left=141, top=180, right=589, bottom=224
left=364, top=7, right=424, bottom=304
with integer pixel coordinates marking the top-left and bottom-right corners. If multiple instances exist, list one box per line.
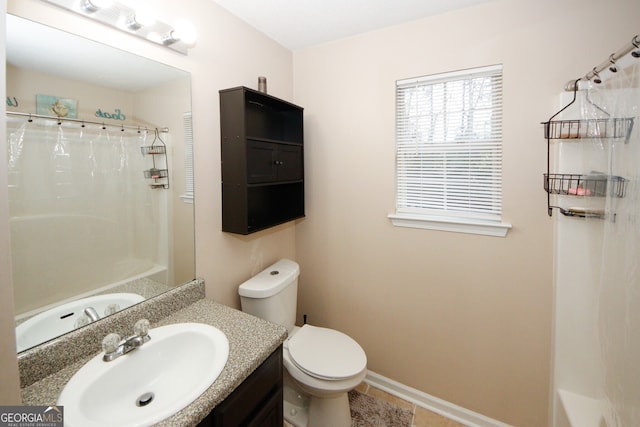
left=15, top=292, right=146, bottom=353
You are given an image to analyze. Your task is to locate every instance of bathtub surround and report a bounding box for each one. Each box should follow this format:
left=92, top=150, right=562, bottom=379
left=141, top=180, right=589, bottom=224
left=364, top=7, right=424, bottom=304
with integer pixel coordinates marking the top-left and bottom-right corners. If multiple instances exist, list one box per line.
left=6, top=100, right=169, bottom=315
left=551, top=54, right=640, bottom=425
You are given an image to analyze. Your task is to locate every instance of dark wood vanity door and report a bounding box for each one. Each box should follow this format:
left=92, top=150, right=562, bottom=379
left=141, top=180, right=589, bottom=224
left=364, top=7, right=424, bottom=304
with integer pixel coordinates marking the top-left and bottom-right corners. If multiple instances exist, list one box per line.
left=198, top=346, right=283, bottom=427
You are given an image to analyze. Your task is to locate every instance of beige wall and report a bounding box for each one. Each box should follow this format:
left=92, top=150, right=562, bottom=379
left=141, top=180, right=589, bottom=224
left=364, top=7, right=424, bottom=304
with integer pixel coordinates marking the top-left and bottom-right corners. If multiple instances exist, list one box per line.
left=1, top=0, right=295, bottom=402
left=6, top=66, right=134, bottom=118
left=292, top=0, right=639, bottom=426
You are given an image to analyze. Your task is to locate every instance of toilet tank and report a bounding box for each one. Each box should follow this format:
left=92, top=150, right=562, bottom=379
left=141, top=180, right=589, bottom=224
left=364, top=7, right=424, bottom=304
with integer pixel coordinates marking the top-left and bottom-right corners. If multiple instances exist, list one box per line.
left=238, top=259, right=299, bottom=333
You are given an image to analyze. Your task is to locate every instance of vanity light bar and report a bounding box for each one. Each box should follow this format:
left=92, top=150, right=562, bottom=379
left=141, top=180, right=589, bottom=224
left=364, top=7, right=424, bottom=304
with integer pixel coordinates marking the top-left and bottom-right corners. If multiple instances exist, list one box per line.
left=40, top=0, right=196, bottom=55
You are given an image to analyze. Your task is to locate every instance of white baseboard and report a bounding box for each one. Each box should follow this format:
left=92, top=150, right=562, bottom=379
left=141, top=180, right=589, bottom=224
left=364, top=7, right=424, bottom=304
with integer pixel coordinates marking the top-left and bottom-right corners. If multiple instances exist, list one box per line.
left=364, top=371, right=513, bottom=427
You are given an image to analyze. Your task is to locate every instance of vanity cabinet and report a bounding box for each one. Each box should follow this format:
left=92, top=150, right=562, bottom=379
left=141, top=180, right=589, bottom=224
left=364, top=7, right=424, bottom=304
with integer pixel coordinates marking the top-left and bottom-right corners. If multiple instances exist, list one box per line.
left=199, top=346, right=283, bottom=427
left=220, top=87, right=304, bottom=234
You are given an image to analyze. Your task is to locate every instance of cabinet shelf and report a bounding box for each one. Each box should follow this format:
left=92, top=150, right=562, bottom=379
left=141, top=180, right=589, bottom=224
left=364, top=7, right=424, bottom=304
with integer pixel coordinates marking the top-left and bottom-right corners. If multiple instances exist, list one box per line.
left=544, top=173, right=627, bottom=198
left=543, top=117, right=634, bottom=141
left=220, top=86, right=304, bottom=234
left=247, top=136, right=302, bottom=146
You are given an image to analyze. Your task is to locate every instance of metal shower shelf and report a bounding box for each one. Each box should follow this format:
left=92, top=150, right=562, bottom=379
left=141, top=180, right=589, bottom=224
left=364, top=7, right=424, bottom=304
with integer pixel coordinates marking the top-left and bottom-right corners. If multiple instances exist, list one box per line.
left=554, top=207, right=608, bottom=220
left=141, top=146, right=166, bottom=155
left=140, top=129, right=169, bottom=189
left=544, top=173, right=627, bottom=198
left=543, top=117, right=634, bottom=141
left=144, top=168, right=168, bottom=179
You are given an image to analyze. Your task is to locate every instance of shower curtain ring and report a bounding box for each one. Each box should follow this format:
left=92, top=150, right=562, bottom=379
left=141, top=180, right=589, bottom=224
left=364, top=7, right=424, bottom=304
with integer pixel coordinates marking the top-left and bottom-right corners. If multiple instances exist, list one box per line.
left=608, top=54, right=618, bottom=73
left=632, top=35, right=640, bottom=58
left=28, top=113, right=32, bottom=123
left=592, top=67, right=602, bottom=84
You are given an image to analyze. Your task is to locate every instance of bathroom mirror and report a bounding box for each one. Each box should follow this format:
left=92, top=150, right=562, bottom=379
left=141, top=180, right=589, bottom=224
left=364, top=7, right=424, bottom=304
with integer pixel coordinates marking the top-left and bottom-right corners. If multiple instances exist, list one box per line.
left=5, top=14, right=195, bottom=352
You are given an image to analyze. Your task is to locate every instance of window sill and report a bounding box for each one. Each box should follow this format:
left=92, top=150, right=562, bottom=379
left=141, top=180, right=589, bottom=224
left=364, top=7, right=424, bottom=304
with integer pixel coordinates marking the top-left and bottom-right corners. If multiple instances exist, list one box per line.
left=388, top=213, right=512, bottom=237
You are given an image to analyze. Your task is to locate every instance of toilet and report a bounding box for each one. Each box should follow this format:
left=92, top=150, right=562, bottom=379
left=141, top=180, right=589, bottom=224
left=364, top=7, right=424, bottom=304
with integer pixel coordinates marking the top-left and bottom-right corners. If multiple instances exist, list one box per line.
left=238, top=259, right=367, bottom=427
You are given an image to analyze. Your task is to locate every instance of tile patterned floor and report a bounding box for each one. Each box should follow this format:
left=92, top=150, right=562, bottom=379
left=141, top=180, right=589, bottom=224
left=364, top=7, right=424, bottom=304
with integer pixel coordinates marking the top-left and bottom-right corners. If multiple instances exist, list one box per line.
left=284, top=382, right=468, bottom=427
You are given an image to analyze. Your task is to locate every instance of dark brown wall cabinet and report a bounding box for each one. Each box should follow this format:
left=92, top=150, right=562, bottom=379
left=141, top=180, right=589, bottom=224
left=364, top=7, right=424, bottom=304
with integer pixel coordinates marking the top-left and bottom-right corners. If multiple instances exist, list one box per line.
left=220, top=87, right=304, bottom=234
left=199, top=346, right=283, bottom=427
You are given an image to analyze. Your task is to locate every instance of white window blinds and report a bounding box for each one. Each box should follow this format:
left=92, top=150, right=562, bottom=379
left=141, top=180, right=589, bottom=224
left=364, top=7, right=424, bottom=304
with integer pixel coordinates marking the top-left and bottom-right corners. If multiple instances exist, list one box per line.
left=181, top=112, right=194, bottom=203
left=395, top=65, right=503, bottom=221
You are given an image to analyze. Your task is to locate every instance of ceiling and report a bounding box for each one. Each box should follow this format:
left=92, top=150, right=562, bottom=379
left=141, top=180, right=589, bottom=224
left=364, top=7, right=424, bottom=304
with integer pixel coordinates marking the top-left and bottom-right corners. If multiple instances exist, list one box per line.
left=210, top=0, right=492, bottom=50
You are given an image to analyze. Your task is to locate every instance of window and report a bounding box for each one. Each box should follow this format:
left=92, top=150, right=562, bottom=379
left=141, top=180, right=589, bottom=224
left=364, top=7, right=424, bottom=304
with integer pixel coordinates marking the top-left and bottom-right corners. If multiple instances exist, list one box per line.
left=389, top=64, right=511, bottom=237
left=180, top=112, right=194, bottom=203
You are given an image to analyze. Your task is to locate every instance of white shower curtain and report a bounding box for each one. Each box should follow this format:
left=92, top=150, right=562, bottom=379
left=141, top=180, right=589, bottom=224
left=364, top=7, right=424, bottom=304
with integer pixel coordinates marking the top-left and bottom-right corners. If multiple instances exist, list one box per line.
left=580, top=59, right=640, bottom=426
left=7, top=117, right=163, bottom=312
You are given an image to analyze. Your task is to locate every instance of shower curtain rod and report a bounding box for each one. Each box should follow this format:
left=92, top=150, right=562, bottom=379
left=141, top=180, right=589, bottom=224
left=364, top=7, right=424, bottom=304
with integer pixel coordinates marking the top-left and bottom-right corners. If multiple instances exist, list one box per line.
left=564, top=34, right=640, bottom=91
left=5, top=111, right=169, bottom=133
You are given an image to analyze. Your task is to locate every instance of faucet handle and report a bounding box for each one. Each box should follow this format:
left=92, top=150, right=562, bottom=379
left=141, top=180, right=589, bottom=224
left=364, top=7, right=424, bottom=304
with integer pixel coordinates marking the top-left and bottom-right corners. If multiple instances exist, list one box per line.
left=134, top=319, right=150, bottom=337
left=102, top=333, right=121, bottom=354
left=104, top=303, right=121, bottom=316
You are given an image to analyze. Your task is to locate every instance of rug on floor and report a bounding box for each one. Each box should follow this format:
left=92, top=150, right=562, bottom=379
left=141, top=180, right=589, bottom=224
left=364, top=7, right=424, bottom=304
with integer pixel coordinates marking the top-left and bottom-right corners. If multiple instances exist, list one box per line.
left=349, top=390, right=413, bottom=427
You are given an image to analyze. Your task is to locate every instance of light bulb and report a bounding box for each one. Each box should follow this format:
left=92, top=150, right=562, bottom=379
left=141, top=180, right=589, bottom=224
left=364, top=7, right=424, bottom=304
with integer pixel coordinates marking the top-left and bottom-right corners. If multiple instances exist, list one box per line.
left=91, top=0, right=113, bottom=7
left=134, top=3, right=156, bottom=27
left=173, top=19, right=197, bottom=46
left=81, top=0, right=113, bottom=12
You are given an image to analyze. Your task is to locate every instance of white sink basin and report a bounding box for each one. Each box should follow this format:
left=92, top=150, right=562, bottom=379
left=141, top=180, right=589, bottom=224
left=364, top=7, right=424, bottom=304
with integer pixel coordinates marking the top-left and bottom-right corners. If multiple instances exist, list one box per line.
left=58, top=322, right=229, bottom=427
left=16, top=293, right=145, bottom=352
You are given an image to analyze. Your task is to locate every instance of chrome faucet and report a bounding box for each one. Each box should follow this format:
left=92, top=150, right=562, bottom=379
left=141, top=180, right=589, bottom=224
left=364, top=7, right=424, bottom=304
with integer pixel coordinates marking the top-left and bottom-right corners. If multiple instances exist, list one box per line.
left=101, top=319, right=151, bottom=362
left=83, top=307, right=100, bottom=322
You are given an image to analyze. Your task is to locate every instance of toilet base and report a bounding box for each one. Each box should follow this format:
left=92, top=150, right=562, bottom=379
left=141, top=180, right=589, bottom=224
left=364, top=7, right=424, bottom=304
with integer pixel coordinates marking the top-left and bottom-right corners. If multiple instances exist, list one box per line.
left=283, top=376, right=352, bottom=427
left=308, top=393, right=351, bottom=427
left=283, top=383, right=309, bottom=427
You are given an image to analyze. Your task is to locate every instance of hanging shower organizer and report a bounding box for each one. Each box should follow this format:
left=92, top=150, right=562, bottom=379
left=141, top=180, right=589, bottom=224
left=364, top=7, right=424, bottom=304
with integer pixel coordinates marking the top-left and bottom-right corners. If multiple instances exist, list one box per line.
left=141, top=128, right=169, bottom=189
left=542, top=80, right=634, bottom=219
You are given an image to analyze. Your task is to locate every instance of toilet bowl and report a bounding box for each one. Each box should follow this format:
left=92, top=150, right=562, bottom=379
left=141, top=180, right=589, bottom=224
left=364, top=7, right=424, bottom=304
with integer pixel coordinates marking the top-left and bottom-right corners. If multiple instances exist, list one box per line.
left=238, top=259, right=367, bottom=427
left=283, top=325, right=367, bottom=426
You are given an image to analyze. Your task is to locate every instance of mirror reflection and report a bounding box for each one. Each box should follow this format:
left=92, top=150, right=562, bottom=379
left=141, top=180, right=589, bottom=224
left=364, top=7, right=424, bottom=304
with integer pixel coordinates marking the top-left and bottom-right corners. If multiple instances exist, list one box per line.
left=6, top=14, right=195, bottom=352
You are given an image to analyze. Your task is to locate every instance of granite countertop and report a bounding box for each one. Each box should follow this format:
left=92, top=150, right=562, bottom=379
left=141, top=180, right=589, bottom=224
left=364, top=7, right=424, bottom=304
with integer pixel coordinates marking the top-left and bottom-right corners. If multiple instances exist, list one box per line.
left=21, top=297, right=288, bottom=426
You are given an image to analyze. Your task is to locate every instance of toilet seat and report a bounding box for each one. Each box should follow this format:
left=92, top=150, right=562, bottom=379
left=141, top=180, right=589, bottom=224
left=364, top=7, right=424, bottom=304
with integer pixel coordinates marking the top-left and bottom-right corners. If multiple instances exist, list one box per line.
left=287, top=325, right=367, bottom=380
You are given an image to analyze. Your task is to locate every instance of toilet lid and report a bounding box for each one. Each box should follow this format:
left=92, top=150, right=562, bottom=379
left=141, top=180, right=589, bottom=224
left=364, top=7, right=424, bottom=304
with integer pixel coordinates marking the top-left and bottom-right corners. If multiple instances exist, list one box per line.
left=287, top=325, right=366, bottom=380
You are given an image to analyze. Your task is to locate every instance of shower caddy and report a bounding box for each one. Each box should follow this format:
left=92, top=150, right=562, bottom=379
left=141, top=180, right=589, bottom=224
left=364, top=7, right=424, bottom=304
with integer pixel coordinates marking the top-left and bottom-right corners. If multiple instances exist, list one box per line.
left=542, top=82, right=633, bottom=219
left=141, top=128, right=169, bottom=189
